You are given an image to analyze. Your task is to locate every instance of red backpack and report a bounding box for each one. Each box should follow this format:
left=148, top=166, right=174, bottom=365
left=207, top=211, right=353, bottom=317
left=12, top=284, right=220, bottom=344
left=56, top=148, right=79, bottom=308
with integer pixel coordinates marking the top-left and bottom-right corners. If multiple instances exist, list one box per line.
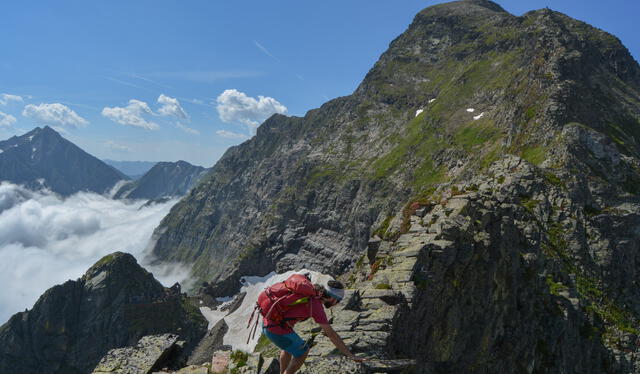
left=246, top=273, right=318, bottom=342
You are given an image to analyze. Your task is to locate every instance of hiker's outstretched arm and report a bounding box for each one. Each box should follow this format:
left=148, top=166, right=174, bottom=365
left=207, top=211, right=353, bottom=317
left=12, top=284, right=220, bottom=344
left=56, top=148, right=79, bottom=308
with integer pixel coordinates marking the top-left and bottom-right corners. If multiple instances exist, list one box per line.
left=319, top=323, right=362, bottom=361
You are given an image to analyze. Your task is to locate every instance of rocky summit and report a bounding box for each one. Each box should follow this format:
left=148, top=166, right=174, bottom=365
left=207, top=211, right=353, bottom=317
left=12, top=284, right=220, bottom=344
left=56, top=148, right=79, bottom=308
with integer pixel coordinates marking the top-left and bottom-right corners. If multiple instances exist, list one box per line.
left=0, top=252, right=207, bottom=374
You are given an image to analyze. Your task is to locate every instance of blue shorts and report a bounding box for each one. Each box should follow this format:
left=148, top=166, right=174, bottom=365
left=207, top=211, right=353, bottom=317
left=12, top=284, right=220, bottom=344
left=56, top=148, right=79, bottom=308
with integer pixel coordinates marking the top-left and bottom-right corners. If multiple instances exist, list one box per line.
left=262, top=328, right=309, bottom=358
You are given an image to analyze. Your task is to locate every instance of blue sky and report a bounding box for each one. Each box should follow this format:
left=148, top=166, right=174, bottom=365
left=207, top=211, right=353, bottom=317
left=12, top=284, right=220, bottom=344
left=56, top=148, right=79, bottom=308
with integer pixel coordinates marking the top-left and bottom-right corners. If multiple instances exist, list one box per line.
left=1, top=0, right=638, bottom=167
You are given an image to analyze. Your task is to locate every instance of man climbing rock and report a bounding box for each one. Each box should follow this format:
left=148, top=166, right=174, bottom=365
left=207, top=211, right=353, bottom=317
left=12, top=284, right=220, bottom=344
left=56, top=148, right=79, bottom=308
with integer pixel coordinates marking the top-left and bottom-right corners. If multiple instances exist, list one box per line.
left=258, top=275, right=364, bottom=374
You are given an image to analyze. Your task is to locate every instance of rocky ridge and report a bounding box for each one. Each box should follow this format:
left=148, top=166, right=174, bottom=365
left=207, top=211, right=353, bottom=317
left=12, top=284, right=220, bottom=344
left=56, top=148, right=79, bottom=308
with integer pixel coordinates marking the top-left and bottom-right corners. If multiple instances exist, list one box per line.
left=149, top=0, right=640, bottom=304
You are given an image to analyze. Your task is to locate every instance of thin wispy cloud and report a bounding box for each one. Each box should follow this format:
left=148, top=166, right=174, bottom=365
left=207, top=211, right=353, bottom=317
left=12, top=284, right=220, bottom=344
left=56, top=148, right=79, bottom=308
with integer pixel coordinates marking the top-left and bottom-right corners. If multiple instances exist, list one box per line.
left=127, top=73, right=174, bottom=89
left=180, top=97, right=208, bottom=106
left=216, top=129, right=247, bottom=139
left=157, top=94, right=188, bottom=119
left=105, top=140, right=131, bottom=152
left=22, top=103, right=88, bottom=128
left=253, top=40, right=279, bottom=61
left=176, top=122, right=200, bottom=135
left=102, top=76, right=155, bottom=92
left=0, top=112, right=17, bottom=127
left=216, top=89, right=287, bottom=133
left=0, top=94, right=23, bottom=106
left=148, top=70, right=262, bottom=83
left=102, top=100, right=159, bottom=130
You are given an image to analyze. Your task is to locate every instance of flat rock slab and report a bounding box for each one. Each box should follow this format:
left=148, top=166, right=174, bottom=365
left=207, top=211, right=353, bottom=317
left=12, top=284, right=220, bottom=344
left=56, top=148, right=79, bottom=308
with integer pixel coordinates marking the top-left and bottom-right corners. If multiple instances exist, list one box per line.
left=175, top=366, right=208, bottom=374
left=93, top=334, right=180, bottom=374
left=211, top=350, right=231, bottom=373
left=363, top=359, right=417, bottom=373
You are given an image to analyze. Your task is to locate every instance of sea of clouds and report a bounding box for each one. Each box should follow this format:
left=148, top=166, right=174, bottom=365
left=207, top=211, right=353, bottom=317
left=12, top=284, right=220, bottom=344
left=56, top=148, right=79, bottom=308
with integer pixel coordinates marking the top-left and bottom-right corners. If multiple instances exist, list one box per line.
left=0, top=182, right=189, bottom=324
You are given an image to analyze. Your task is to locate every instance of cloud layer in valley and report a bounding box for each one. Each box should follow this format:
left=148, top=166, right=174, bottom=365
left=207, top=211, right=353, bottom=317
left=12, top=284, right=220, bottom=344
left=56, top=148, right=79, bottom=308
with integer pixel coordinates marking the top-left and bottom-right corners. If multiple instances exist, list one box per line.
left=0, top=182, right=187, bottom=323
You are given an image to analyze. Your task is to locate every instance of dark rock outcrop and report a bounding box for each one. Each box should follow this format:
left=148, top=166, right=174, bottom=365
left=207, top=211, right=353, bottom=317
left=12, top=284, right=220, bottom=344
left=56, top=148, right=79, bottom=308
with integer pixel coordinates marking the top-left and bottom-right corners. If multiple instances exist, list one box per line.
left=114, top=161, right=207, bottom=200
left=186, top=319, right=229, bottom=366
left=0, top=252, right=207, bottom=374
left=92, top=334, right=182, bottom=374
left=0, top=126, right=128, bottom=195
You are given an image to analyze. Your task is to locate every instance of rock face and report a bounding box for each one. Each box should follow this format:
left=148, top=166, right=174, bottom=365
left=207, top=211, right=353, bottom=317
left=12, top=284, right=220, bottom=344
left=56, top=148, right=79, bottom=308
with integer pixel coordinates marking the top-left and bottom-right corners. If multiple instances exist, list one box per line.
left=0, top=126, right=128, bottom=195
left=114, top=161, right=207, bottom=200
left=284, top=154, right=640, bottom=373
left=149, top=0, right=640, bottom=303
left=0, top=252, right=207, bottom=374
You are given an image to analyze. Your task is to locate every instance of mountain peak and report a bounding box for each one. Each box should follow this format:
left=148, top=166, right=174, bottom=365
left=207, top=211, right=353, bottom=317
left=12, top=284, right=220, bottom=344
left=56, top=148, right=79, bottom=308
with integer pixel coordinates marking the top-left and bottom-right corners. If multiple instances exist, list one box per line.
left=0, top=126, right=128, bottom=195
left=83, top=252, right=145, bottom=280
left=418, top=0, right=509, bottom=19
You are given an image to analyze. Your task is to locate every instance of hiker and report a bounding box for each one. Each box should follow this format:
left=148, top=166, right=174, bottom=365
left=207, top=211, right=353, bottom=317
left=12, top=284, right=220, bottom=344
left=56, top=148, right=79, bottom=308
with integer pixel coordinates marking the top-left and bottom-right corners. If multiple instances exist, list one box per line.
left=257, top=274, right=364, bottom=374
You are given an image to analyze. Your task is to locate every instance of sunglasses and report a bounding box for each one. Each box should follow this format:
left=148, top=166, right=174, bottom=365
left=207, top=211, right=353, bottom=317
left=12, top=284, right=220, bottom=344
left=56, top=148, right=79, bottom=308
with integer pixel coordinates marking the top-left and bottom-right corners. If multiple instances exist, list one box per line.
left=323, top=297, right=340, bottom=308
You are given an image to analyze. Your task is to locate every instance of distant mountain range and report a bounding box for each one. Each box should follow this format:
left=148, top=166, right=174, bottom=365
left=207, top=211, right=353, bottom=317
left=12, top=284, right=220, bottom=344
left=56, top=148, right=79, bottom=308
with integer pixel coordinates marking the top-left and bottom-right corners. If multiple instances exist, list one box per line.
left=0, top=126, right=128, bottom=196
left=0, top=126, right=208, bottom=199
left=113, top=161, right=208, bottom=200
left=102, top=159, right=158, bottom=179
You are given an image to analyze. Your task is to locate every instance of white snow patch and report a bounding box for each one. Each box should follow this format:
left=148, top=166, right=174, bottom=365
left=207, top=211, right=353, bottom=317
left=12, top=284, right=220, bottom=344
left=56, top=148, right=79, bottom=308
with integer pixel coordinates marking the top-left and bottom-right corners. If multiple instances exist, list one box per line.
left=415, top=109, right=423, bottom=117
left=473, top=112, right=485, bottom=120
left=28, top=135, right=34, bottom=142
left=199, top=269, right=333, bottom=352
left=0, top=149, right=3, bottom=154
left=428, top=98, right=436, bottom=103
left=466, top=108, right=475, bottom=113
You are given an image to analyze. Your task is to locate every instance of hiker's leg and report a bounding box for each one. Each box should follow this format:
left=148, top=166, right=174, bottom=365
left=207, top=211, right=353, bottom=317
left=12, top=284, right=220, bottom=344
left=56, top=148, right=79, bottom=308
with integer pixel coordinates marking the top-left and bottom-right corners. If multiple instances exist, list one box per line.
left=284, top=348, right=309, bottom=374
left=279, top=350, right=291, bottom=374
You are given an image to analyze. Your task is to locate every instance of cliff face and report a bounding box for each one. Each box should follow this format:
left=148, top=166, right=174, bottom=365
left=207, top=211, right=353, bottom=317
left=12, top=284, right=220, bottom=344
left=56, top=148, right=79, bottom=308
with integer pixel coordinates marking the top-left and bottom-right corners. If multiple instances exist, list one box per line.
left=149, top=0, right=640, bottom=298
left=0, top=253, right=207, bottom=374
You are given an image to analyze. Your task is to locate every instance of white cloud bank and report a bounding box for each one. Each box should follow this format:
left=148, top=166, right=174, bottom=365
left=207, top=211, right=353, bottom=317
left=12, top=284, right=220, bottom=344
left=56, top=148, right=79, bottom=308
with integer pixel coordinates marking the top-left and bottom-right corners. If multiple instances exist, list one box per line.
left=22, top=103, right=88, bottom=128
left=0, top=111, right=17, bottom=127
left=0, top=182, right=187, bottom=323
left=216, top=89, right=287, bottom=133
left=158, top=94, right=188, bottom=119
left=102, top=99, right=158, bottom=130
left=0, top=94, right=23, bottom=106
